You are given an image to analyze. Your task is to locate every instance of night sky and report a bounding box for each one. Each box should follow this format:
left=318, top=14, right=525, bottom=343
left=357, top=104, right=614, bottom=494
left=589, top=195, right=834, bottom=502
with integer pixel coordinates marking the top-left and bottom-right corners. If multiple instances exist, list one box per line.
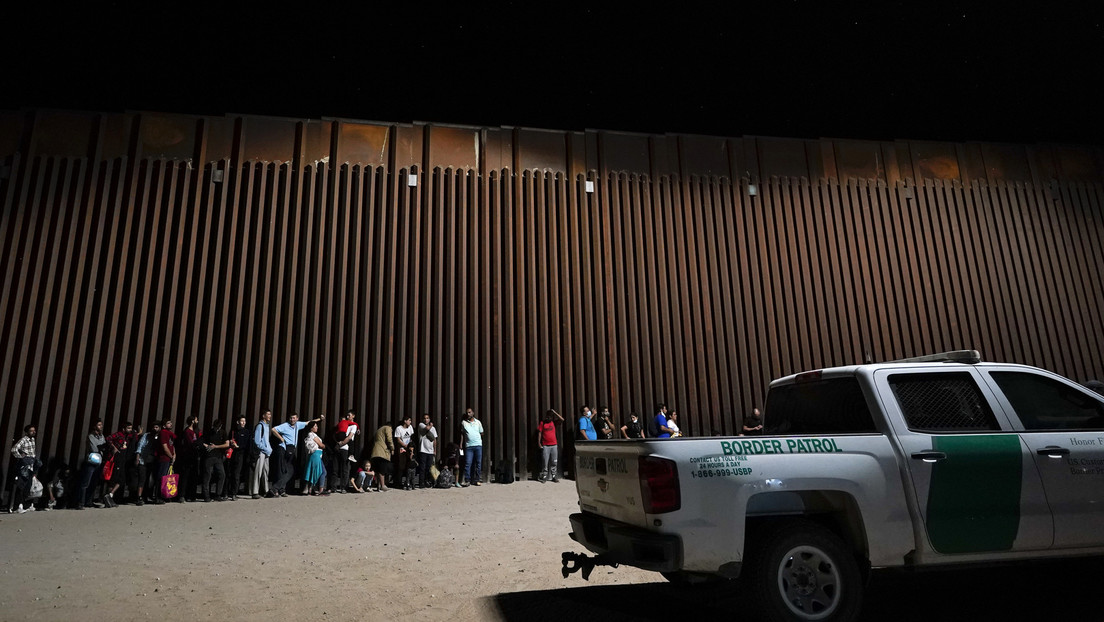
left=5, top=3, right=1103, bottom=146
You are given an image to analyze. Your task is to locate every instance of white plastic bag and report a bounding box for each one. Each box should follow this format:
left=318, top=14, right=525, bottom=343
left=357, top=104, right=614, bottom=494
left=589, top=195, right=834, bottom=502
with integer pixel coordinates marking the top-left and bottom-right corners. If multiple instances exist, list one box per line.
left=27, top=477, right=43, bottom=500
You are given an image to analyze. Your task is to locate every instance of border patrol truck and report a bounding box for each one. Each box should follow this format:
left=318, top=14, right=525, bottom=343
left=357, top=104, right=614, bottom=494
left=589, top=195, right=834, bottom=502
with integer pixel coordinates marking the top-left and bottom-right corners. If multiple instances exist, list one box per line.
left=563, top=351, right=1104, bottom=621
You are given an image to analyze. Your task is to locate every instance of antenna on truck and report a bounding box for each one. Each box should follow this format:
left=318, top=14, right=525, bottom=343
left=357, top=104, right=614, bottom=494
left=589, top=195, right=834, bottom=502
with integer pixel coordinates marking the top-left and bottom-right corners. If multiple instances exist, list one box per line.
left=886, top=350, right=982, bottom=364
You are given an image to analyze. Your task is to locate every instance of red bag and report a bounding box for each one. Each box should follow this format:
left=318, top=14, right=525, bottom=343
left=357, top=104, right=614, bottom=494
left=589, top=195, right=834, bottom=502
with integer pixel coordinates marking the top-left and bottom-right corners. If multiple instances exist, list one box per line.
left=161, top=466, right=179, bottom=499
left=102, top=455, right=116, bottom=481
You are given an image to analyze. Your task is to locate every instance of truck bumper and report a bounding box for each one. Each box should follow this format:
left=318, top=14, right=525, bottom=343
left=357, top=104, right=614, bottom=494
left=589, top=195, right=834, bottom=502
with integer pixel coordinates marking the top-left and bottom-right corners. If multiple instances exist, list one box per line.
left=568, top=512, right=682, bottom=572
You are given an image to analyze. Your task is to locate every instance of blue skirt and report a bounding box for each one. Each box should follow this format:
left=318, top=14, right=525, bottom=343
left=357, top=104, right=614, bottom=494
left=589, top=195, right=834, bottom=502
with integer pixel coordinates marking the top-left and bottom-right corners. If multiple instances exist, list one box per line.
left=303, top=450, right=324, bottom=487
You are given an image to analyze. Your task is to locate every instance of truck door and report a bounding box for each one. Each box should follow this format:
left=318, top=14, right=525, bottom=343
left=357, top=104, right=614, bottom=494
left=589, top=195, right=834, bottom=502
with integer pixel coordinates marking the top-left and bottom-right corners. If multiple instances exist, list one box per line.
left=875, top=368, right=1054, bottom=554
left=981, top=367, right=1104, bottom=549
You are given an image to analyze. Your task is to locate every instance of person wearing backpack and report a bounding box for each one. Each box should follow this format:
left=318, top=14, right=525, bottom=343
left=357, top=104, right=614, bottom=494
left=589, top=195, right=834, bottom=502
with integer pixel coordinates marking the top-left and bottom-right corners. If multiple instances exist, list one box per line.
left=250, top=410, right=274, bottom=499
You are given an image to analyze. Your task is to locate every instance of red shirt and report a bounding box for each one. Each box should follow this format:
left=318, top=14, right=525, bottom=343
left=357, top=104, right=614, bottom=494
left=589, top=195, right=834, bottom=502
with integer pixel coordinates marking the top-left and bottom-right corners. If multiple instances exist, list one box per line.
left=157, top=429, right=177, bottom=462
left=538, top=421, right=557, bottom=447
left=336, top=420, right=351, bottom=436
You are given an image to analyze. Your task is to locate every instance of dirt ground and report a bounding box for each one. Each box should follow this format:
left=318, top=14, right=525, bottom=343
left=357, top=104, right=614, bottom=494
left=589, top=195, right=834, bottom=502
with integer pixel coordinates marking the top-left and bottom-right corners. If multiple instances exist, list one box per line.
left=4, top=480, right=1104, bottom=621
left=0, top=479, right=655, bottom=621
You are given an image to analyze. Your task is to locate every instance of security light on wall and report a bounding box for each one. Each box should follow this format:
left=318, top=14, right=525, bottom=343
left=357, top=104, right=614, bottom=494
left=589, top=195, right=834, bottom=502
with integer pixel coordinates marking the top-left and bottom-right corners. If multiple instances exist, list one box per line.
left=212, top=169, right=224, bottom=183
left=408, top=174, right=418, bottom=187
left=585, top=180, right=595, bottom=193
left=747, top=183, right=758, bottom=196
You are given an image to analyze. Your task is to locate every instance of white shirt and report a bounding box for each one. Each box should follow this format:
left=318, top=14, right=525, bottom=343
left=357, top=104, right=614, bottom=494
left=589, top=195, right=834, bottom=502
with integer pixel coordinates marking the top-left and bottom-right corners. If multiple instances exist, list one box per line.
left=418, top=423, right=437, bottom=454
left=394, top=424, right=414, bottom=448
left=305, top=432, right=321, bottom=453
left=668, top=420, right=681, bottom=437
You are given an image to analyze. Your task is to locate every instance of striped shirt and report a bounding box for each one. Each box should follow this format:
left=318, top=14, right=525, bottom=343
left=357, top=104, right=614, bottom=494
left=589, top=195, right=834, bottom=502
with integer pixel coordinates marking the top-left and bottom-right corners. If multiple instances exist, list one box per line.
left=11, top=435, right=36, bottom=459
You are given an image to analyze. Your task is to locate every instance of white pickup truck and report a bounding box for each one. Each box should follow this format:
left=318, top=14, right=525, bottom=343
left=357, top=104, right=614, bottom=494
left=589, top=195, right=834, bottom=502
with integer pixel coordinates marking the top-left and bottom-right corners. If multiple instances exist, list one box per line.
left=563, top=351, right=1104, bottom=621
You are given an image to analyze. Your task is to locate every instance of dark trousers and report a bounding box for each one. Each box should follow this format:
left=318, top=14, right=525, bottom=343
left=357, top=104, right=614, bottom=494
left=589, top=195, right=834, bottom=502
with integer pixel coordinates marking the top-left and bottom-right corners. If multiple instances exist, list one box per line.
left=271, top=445, right=293, bottom=492
left=202, top=455, right=226, bottom=500
left=417, top=452, right=435, bottom=487
left=78, top=462, right=103, bottom=506
left=226, top=453, right=245, bottom=497
left=176, top=455, right=197, bottom=500
left=331, top=451, right=351, bottom=490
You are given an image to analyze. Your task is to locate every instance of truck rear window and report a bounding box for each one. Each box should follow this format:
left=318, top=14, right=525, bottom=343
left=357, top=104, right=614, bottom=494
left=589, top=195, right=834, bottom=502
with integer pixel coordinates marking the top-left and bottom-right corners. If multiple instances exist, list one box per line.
left=765, top=377, right=877, bottom=434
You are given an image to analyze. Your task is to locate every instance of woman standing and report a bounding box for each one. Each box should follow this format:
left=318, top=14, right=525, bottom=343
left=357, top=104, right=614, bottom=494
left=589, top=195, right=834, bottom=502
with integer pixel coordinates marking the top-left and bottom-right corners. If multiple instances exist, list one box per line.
left=301, top=421, right=327, bottom=495
left=620, top=412, right=644, bottom=439
left=667, top=411, right=683, bottom=437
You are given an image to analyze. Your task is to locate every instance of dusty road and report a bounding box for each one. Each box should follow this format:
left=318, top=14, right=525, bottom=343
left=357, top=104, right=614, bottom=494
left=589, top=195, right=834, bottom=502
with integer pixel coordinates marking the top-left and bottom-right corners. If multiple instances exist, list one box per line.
left=2, top=480, right=1100, bottom=621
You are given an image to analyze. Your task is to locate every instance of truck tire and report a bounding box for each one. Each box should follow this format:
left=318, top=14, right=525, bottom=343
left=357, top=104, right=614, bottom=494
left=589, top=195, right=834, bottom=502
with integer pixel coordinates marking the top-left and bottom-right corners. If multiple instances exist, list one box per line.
left=744, top=519, right=862, bottom=622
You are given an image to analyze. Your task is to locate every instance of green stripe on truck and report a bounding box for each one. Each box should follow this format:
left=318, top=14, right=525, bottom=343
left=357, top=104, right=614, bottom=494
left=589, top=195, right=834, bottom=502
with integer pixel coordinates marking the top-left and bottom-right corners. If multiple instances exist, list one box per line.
left=927, top=434, right=1022, bottom=554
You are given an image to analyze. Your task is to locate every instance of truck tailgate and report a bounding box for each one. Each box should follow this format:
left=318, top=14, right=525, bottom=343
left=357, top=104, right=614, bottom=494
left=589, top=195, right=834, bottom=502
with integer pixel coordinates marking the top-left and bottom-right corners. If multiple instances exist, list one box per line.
left=574, top=443, right=649, bottom=527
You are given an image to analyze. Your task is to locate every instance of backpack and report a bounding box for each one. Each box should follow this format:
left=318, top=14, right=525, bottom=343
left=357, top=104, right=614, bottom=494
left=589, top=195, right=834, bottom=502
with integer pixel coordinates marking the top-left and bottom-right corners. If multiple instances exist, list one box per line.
left=496, top=462, right=515, bottom=484
left=434, top=468, right=454, bottom=489
left=647, top=413, right=660, bottom=438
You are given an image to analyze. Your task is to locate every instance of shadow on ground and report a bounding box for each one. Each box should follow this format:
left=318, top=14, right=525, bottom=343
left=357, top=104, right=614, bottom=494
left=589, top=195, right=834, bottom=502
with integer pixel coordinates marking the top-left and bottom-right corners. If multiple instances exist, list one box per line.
left=491, top=557, right=1103, bottom=621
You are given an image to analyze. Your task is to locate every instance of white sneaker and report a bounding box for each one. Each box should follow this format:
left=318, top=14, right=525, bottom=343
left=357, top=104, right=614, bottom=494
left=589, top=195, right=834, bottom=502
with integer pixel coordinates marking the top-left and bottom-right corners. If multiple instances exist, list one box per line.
left=16, top=504, right=26, bottom=514
left=27, top=505, right=35, bottom=512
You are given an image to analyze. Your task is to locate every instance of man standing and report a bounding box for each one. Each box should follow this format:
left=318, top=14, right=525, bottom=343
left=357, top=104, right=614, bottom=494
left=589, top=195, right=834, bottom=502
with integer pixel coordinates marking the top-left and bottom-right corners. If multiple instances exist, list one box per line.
left=331, top=410, right=358, bottom=493
left=538, top=409, right=564, bottom=483
left=134, top=421, right=160, bottom=506
left=394, top=415, right=416, bottom=490
left=653, top=404, right=672, bottom=439
left=741, top=407, right=764, bottom=436
left=270, top=412, right=324, bottom=496
left=226, top=415, right=250, bottom=500
left=578, top=406, right=597, bottom=441
left=460, top=408, right=484, bottom=487
left=251, top=410, right=273, bottom=499
left=8, top=424, right=39, bottom=513
left=416, top=414, right=437, bottom=489
left=103, top=421, right=133, bottom=507
left=200, top=419, right=229, bottom=502
left=596, top=406, right=614, bottom=440
left=154, top=418, right=176, bottom=504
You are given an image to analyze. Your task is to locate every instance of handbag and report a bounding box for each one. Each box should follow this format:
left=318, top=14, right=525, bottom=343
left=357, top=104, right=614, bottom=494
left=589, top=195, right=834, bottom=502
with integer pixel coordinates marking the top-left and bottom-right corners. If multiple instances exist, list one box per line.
left=102, top=455, right=116, bottom=481
left=160, top=466, right=179, bottom=499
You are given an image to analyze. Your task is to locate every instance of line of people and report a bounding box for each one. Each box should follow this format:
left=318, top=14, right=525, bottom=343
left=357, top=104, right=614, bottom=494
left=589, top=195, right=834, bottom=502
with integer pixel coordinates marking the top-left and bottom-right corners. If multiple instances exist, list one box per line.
left=6, top=406, right=493, bottom=513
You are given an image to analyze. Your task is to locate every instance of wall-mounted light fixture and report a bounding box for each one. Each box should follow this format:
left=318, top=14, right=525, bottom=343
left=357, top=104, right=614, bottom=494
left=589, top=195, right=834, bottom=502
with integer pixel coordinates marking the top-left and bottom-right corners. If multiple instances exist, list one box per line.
left=408, top=174, right=418, bottom=187
left=747, top=183, right=758, bottom=196
left=212, top=169, right=224, bottom=183
left=585, top=180, right=595, bottom=193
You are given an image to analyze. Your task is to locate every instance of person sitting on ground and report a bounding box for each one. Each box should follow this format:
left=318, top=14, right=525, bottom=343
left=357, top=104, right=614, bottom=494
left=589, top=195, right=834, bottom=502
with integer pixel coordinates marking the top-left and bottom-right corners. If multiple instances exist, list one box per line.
left=621, top=412, right=644, bottom=439
left=350, top=459, right=375, bottom=493
left=301, top=420, right=327, bottom=495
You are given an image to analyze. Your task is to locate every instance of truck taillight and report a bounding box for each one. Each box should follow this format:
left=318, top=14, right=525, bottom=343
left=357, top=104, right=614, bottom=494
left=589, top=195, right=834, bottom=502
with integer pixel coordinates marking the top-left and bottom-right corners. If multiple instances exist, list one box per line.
left=639, top=456, right=681, bottom=514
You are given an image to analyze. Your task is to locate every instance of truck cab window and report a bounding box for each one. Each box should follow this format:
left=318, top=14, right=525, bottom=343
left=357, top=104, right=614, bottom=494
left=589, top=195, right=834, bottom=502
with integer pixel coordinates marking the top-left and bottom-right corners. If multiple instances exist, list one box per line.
left=765, top=377, right=876, bottom=434
left=889, top=372, right=1000, bottom=432
left=989, top=371, right=1104, bottom=431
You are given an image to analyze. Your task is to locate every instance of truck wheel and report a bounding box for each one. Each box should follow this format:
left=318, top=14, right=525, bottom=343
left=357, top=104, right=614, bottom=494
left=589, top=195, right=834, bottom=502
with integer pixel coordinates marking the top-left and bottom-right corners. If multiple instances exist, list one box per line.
left=746, top=519, right=862, bottom=622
